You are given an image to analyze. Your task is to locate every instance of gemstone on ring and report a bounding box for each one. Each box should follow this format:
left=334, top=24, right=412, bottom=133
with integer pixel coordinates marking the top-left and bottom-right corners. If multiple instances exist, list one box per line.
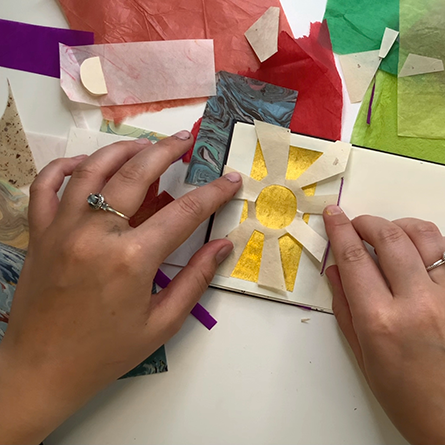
left=87, top=193, right=105, bottom=210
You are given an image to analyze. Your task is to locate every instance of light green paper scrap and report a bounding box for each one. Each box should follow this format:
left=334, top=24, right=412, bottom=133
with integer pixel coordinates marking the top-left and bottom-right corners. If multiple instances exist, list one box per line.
left=351, top=70, right=445, bottom=165
left=323, top=0, right=399, bottom=75
left=398, top=0, right=445, bottom=139
left=100, top=120, right=167, bottom=142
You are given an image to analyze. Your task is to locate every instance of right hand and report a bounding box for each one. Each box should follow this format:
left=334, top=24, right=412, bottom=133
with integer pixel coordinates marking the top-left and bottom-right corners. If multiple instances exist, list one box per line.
left=324, top=205, right=445, bottom=445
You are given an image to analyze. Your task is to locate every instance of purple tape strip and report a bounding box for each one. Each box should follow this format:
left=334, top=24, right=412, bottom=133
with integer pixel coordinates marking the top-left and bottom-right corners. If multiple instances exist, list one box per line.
left=366, top=81, right=376, bottom=125
left=154, top=269, right=217, bottom=330
left=0, top=19, right=94, bottom=78
left=320, top=177, right=345, bottom=276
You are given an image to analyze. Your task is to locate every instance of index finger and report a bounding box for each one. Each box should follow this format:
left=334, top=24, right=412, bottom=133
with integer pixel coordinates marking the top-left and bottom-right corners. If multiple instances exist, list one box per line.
left=323, top=205, right=392, bottom=316
left=137, top=171, right=242, bottom=262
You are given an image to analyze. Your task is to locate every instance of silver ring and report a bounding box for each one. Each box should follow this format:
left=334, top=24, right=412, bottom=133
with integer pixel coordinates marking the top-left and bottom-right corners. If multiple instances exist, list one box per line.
left=426, top=252, right=445, bottom=272
left=87, top=193, right=130, bottom=221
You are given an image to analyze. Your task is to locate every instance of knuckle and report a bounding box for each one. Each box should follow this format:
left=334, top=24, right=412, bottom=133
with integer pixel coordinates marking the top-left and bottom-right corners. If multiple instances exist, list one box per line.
left=116, top=162, right=147, bottom=185
left=176, top=194, right=205, bottom=220
left=339, top=243, right=369, bottom=264
left=71, top=162, right=102, bottom=181
left=377, top=225, right=406, bottom=245
left=413, top=221, right=441, bottom=240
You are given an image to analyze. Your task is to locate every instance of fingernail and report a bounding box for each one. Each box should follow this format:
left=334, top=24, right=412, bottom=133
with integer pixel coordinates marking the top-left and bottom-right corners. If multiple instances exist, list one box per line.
left=71, top=154, right=88, bottom=160
left=216, top=243, right=233, bottom=265
left=224, top=171, right=241, bottom=183
left=325, top=205, right=343, bottom=215
left=173, top=130, right=191, bottom=140
left=135, top=138, right=151, bottom=145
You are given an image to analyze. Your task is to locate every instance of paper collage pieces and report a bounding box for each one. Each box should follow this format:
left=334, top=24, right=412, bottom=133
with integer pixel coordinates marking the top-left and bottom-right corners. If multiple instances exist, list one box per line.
left=339, top=28, right=399, bottom=103
left=186, top=71, right=298, bottom=186
left=0, top=82, right=37, bottom=188
left=245, top=7, right=280, bottom=63
left=210, top=121, right=351, bottom=310
left=60, top=40, right=216, bottom=106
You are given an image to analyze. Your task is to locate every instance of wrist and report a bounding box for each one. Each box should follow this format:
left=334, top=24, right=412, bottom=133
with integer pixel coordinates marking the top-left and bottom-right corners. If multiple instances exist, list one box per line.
left=0, top=343, right=73, bottom=444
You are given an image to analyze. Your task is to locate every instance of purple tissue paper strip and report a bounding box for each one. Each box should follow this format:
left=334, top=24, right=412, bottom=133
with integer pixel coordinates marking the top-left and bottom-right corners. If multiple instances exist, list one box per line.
left=0, top=19, right=94, bottom=78
left=366, top=82, right=376, bottom=125
left=154, top=269, right=217, bottom=330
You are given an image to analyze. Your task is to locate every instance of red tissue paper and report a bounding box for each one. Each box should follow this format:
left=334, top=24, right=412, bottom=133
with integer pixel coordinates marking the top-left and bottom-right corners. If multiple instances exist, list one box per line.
left=58, top=0, right=293, bottom=123
left=242, top=22, right=343, bottom=141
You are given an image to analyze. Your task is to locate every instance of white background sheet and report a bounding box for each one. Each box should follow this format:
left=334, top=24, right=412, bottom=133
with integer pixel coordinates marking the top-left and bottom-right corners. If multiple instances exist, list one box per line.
left=0, top=0, right=409, bottom=444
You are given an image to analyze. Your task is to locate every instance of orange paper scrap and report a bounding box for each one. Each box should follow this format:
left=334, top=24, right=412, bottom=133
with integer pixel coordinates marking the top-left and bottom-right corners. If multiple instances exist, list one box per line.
left=60, top=40, right=216, bottom=106
left=57, top=0, right=292, bottom=121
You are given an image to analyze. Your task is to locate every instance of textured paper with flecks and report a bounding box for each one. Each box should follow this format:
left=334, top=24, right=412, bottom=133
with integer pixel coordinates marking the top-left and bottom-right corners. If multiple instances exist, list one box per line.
left=60, top=40, right=216, bottom=106
left=0, top=83, right=37, bottom=187
left=398, top=54, right=444, bottom=77
left=338, top=50, right=382, bottom=103
left=245, top=7, right=280, bottom=63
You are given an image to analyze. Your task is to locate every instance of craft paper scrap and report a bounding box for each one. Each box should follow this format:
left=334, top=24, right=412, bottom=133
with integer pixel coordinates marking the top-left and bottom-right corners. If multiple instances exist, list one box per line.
left=323, top=0, right=399, bottom=75
left=0, top=18, right=94, bottom=78
left=0, top=82, right=37, bottom=188
left=0, top=242, right=168, bottom=376
left=58, top=0, right=292, bottom=121
left=0, top=179, right=29, bottom=250
left=80, top=56, right=108, bottom=96
left=379, top=28, right=399, bottom=59
left=245, top=7, right=280, bottom=63
left=60, top=40, right=216, bottom=107
left=242, top=23, right=343, bottom=141
left=351, top=70, right=445, bottom=164
left=398, top=0, right=445, bottom=139
left=339, top=50, right=381, bottom=103
left=217, top=121, right=351, bottom=292
left=185, top=71, right=298, bottom=186
left=398, top=54, right=444, bottom=77
left=154, top=269, right=217, bottom=330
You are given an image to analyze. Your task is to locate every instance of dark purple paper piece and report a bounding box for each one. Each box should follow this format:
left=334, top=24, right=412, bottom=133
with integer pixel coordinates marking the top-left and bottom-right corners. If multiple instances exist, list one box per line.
left=0, top=19, right=94, bottom=78
left=154, top=269, right=218, bottom=330
left=367, top=82, right=376, bottom=125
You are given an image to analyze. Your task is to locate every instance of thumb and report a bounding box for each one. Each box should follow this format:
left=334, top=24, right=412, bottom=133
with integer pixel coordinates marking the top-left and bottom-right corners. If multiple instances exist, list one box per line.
left=148, top=239, right=233, bottom=335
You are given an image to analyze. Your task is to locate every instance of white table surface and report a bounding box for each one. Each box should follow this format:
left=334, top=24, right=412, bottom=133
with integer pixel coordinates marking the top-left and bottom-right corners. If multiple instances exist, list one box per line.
left=0, top=1, right=409, bottom=444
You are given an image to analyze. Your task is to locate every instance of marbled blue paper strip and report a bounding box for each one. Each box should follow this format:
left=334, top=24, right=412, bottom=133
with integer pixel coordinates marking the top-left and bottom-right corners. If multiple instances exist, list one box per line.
left=185, top=71, right=298, bottom=186
left=0, top=242, right=167, bottom=378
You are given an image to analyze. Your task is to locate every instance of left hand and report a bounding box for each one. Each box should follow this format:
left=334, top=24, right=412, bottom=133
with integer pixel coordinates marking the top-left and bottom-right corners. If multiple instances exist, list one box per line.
left=0, top=131, right=242, bottom=445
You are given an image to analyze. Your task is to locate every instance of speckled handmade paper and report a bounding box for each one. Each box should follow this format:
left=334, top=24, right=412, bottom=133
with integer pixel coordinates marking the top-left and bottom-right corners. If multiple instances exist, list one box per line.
left=185, top=71, right=298, bottom=186
left=0, top=178, right=29, bottom=249
left=0, top=83, right=37, bottom=187
left=0, top=243, right=167, bottom=377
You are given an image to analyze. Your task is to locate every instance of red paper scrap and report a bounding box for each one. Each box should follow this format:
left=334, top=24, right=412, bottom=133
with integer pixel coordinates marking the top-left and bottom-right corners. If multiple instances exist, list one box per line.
left=130, top=189, right=174, bottom=228
left=58, top=0, right=293, bottom=122
left=242, top=22, right=343, bottom=141
left=182, top=117, right=203, bottom=164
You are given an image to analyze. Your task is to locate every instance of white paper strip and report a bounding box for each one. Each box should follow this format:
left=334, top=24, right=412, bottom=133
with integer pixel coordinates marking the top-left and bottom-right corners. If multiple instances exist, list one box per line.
left=258, top=233, right=286, bottom=291
left=379, top=28, right=399, bottom=59
left=399, top=54, right=444, bottom=77
left=294, top=141, right=351, bottom=188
